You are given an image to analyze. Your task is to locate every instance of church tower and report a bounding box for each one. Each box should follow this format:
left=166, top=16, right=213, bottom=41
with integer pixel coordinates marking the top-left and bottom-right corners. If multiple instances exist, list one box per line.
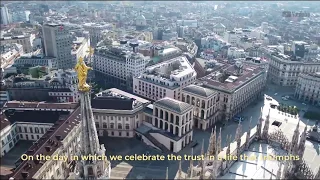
left=74, top=58, right=111, bottom=179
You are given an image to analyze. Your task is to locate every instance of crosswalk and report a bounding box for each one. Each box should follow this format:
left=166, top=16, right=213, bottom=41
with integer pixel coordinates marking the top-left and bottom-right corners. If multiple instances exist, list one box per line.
left=110, top=161, right=167, bottom=179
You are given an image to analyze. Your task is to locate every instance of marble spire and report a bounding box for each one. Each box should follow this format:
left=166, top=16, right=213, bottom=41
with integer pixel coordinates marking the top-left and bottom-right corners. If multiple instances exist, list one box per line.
left=75, top=68, right=110, bottom=179
left=187, top=148, right=194, bottom=178
left=198, top=139, right=205, bottom=167
left=245, top=117, right=252, bottom=150
left=290, top=120, right=300, bottom=155
left=199, top=153, right=206, bottom=180
left=166, top=167, right=168, bottom=180
left=262, top=108, right=271, bottom=140
left=217, top=127, right=222, bottom=153
left=314, top=166, right=320, bottom=180
left=226, top=135, right=232, bottom=169
left=276, top=163, right=282, bottom=180
left=177, top=159, right=182, bottom=179
left=297, top=120, right=308, bottom=160
left=235, top=120, right=242, bottom=159
left=207, top=127, right=216, bottom=156
left=256, top=107, right=263, bottom=139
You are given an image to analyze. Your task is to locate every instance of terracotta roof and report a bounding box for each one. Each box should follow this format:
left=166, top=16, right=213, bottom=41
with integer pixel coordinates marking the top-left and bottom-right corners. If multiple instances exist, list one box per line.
left=11, top=106, right=80, bottom=180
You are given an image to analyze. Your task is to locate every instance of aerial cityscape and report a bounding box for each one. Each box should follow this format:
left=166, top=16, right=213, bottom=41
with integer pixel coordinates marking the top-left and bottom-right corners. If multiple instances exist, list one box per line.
left=0, top=1, right=320, bottom=179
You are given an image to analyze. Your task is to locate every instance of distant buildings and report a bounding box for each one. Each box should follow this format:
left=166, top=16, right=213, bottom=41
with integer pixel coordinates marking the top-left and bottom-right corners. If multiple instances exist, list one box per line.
left=0, top=5, right=11, bottom=25
left=94, top=43, right=149, bottom=91
left=4, top=69, right=79, bottom=103
left=42, top=24, right=73, bottom=69
left=295, top=72, right=320, bottom=106
left=133, top=56, right=197, bottom=101
left=0, top=34, right=35, bottom=53
left=261, top=45, right=320, bottom=86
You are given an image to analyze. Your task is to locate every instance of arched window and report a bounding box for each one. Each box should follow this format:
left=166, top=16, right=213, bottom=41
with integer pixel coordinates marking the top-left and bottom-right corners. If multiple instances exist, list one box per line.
left=176, top=116, right=180, bottom=125
left=160, top=120, right=163, bottom=129
left=118, top=124, right=122, bottom=129
left=191, top=97, right=195, bottom=105
left=182, top=94, right=186, bottom=102
left=103, top=122, right=107, bottom=128
left=201, top=110, right=205, bottom=119
left=125, top=124, right=130, bottom=129
left=155, top=108, right=158, bottom=116
left=110, top=123, right=114, bottom=129
left=187, top=95, right=190, bottom=103
left=160, top=110, right=163, bottom=119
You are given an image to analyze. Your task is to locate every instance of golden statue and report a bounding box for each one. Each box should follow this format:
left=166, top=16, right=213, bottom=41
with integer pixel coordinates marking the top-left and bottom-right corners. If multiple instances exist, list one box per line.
left=75, top=57, right=92, bottom=92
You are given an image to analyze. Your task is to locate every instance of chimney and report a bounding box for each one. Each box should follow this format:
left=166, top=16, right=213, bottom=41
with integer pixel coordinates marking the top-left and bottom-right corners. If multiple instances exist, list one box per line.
left=21, top=172, right=28, bottom=178
left=45, top=146, right=51, bottom=152
left=55, top=135, right=61, bottom=141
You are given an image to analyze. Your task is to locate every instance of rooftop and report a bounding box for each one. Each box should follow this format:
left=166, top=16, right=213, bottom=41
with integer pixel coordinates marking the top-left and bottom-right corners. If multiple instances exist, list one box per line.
left=154, top=97, right=193, bottom=114
left=3, top=101, right=78, bottom=110
left=198, top=63, right=265, bottom=93
left=92, top=88, right=150, bottom=111
left=182, top=84, right=217, bottom=98
left=138, top=56, right=195, bottom=84
left=11, top=107, right=81, bottom=180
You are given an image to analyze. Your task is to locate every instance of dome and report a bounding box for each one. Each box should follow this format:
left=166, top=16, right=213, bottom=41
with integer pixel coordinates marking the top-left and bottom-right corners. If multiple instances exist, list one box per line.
left=137, top=14, right=146, bottom=21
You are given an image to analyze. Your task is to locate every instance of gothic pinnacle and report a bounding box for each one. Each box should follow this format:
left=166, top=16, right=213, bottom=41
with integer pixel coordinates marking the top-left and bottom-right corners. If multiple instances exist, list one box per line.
left=166, top=167, right=168, bottom=180
left=178, top=159, right=182, bottom=179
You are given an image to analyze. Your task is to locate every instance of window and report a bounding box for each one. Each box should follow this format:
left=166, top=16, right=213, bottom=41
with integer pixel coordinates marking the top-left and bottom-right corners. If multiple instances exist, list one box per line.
left=40, top=128, right=44, bottom=134
left=103, top=123, right=107, bottom=128
left=35, top=127, right=39, bottom=133
left=110, top=123, right=114, bottom=129
left=7, top=134, right=11, bottom=141
left=118, top=124, right=122, bottom=129
left=125, top=124, right=130, bottom=130
left=20, top=134, right=23, bottom=138
left=119, top=132, right=122, bottom=136
left=1, top=140, right=5, bottom=146
left=127, top=132, right=130, bottom=137
left=18, top=127, right=22, bottom=132
left=111, top=131, right=114, bottom=136
left=31, top=135, right=34, bottom=139
left=24, top=127, right=27, bottom=133
left=29, top=127, right=33, bottom=133
left=95, top=123, right=99, bottom=128
left=37, top=135, right=40, bottom=139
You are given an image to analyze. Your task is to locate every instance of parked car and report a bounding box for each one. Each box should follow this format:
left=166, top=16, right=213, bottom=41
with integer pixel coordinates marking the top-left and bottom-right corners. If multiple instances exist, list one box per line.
left=274, top=93, right=278, bottom=96
left=282, top=97, right=288, bottom=101
left=302, top=103, right=307, bottom=105
left=234, top=116, right=244, bottom=123
left=285, top=95, right=290, bottom=99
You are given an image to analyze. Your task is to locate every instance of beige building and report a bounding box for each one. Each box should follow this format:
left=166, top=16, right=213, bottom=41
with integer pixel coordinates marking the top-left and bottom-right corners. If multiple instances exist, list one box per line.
left=133, top=56, right=197, bottom=101
left=181, top=85, right=219, bottom=130
left=197, top=62, right=266, bottom=121
left=92, top=88, right=150, bottom=138
left=0, top=34, right=35, bottom=53
left=261, top=46, right=320, bottom=86
left=138, top=97, right=194, bottom=153
left=295, top=72, right=320, bottom=106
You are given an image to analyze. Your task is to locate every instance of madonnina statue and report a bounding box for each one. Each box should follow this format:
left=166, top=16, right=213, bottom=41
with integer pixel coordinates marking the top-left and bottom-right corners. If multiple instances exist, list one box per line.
left=75, top=57, right=92, bottom=92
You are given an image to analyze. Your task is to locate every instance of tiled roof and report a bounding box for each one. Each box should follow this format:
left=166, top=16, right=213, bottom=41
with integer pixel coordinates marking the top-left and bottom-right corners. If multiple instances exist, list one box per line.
left=182, top=85, right=217, bottom=97
left=11, top=106, right=80, bottom=180
left=154, top=97, right=192, bottom=114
